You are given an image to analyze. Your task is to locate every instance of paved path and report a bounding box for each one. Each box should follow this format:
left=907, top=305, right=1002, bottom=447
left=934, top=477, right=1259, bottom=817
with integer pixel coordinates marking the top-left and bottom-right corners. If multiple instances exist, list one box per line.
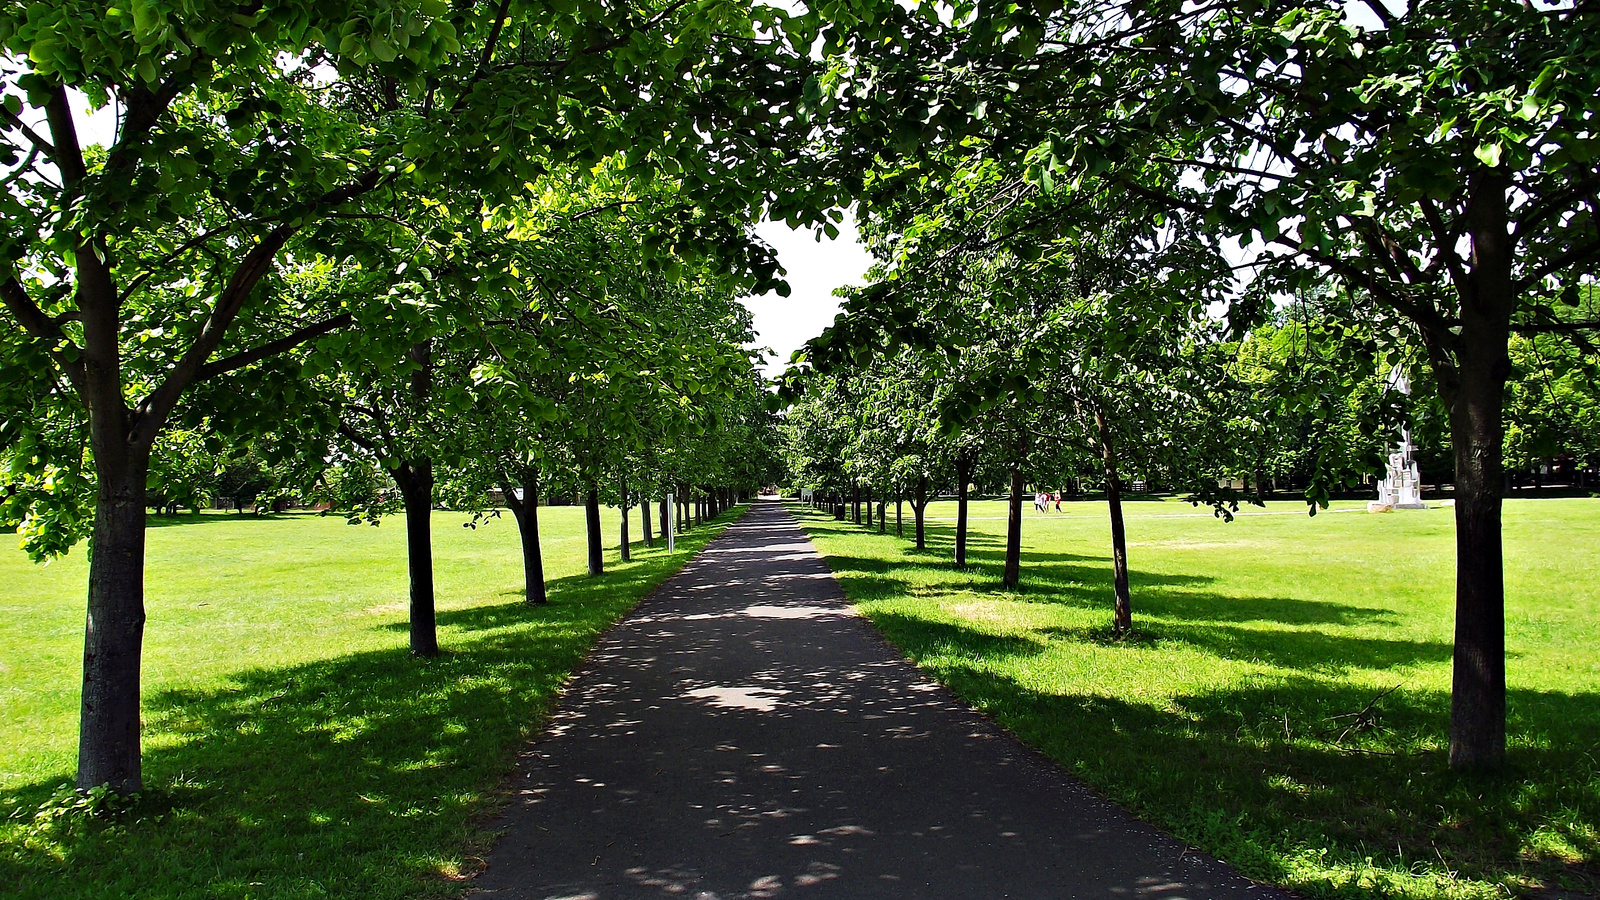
left=473, top=501, right=1290, bottom=900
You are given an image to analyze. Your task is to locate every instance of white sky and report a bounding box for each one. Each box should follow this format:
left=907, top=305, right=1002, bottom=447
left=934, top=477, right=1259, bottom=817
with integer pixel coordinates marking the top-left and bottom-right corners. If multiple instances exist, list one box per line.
left=743, top=214, right=873, bottom=376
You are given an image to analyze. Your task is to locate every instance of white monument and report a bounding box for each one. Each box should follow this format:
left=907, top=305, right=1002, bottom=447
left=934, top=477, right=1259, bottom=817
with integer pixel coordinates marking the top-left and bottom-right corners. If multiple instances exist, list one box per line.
left=1374, top=365, right=1427, bottom=510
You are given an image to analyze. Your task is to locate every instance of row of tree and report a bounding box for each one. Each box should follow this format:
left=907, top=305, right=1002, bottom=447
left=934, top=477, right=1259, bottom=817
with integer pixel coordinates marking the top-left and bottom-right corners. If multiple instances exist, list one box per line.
left=2, top=0, right=804, bottom=795
left=779, top=0, right=1600, bottom=773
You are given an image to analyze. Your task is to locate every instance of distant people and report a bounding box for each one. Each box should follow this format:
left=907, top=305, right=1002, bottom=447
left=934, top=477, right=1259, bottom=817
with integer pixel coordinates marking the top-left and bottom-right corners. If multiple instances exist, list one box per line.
left=1033, top=492, right=1047, bottom=513
left=1054, top=493, right=1063, bottom=512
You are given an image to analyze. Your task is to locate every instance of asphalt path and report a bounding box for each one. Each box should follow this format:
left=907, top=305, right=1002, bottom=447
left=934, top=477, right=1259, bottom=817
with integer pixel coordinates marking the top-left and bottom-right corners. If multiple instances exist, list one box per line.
left=471, top=500, right=1291, bottom=900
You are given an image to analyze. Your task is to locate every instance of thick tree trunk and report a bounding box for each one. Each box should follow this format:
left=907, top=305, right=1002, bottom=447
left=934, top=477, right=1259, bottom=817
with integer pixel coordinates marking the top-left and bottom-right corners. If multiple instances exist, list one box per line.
left=503, top=474, right=546, bottom=606
left=1096, top=410, right=1132, bottom=633
left=955, top=453, right=972, bottom=569
left=393, top=460, right=439, bottom=657
left=865, top=487, right=873, bottom=527
left=1437, top=174, right=1515, bottom=771
left=853, top=486, right=861, bottom=524
left=585, top=485, right=603, bottom=576
left=914, top=474, right=928, bottom=550
left=619, top=474, right=631, bottom=562
left=642, top=494, right=653, bottom=548
left=660, top=495, right=669, bottom=542
left=878, top=497, right=887, bottom=534
left=1003, top=466, right=1023, bottom=589
left=77, top=461, right=150, bottom=793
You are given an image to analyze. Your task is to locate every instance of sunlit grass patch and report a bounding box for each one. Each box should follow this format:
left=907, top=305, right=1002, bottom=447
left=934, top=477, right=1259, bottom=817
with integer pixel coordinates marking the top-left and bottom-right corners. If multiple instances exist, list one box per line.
left=0, top=504, right=742, bottom=900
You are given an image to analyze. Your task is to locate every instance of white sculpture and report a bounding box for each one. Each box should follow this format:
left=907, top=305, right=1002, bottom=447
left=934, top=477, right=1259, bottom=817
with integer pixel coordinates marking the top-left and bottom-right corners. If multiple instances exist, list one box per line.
left=1376, top=366, right=1427, bottom=509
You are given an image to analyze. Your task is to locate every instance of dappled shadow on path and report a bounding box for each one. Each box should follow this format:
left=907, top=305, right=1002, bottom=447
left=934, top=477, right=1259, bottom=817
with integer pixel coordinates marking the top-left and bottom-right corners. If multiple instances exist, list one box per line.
left=473, top=501, right=1288, bottom=900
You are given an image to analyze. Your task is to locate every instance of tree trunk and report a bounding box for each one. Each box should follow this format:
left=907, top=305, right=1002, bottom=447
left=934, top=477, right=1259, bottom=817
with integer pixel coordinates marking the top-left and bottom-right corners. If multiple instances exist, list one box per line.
left=914, top=474, right=928, bottom=550
left=896, top=493, right=903, bottom=537
left=865, top=487, right=873, bottom=527
left=1445, top=364, right=1508, bottom=768
left=77, top=460, right=150, bottom=793
left=1003, top=466, right=1024, bottom=589
left=503, top=472, right=546, bottom=606
left=393, top=460, right=439, bottom=657
left=619, top=473, right=631, bottom=562
left=853, top=485, right=861, bottom=524
left=878, top=497, right=887, bottom=533
left=1436, top=173, right=1515, bottom=771
left=660, top=495, right=669, bottom=542
left=642, top=493, right=654, bottom=548
left=1096, top=409, right=1132, bottom=633
left=585, top=485, right=603, bottom=576
left=955, top=453, right=972, bottom=569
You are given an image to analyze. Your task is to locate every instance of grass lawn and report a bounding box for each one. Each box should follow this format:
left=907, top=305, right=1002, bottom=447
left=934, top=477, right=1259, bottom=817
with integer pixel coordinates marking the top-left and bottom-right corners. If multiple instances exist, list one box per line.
left=796, top=497, right=1600, bottom=900
left=0, top=502, right=741, bottom=899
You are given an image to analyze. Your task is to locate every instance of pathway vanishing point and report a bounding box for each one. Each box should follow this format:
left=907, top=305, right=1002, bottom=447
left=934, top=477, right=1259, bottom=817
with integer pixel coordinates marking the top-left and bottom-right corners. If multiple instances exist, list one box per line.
left=472, top=500, right=1292, bottom=900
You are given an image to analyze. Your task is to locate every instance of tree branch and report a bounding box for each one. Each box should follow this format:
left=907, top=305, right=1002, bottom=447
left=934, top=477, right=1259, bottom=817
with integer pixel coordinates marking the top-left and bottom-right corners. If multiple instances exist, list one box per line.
left=337, top=421, right=379, bottom=453
left=193, top=313, right=354, bottom=382
left=1511, top=319, right=1600, bottom=333
left=1, top=276, right=87, bottom=392
left=1515, top=236, right=1600, bottom=291
left=0, top=106, right=57, bottom=160
left=131, top=167, right=386, bottom=447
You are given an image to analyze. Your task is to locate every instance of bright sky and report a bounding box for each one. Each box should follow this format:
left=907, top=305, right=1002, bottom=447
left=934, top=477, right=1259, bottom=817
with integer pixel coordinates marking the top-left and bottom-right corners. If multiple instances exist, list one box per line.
left=743, top=214, right=874, bottom=377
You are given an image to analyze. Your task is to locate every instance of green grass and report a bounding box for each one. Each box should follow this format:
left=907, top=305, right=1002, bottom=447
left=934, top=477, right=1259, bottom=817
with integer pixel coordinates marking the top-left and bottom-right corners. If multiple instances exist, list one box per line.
left=797, top=497, right=1600, bottom=899
left=0, top=503, right=740, bottom=899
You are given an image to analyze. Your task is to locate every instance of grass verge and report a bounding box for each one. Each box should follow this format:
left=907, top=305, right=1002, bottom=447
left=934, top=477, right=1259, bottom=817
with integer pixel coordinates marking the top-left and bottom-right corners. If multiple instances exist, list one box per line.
left=1, top=503, right=743, bottom=899
left=796, top=497, right=1599, bottom=900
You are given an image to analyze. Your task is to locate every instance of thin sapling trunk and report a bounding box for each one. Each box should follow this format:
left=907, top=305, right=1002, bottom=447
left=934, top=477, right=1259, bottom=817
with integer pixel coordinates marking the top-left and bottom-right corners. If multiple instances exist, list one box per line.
left=502, top=471, right=546, bottom=605
left=1095, top=409, right=1132, bottom=633
left=955, top=453, right=972, bottom=569
left=393, top=459, right=439, bottom=657
left=1003, top=465, right=1023, bottom=589
left=619, top=473, right=631, bottom=562
left=585, top=485, right=603, bottom=576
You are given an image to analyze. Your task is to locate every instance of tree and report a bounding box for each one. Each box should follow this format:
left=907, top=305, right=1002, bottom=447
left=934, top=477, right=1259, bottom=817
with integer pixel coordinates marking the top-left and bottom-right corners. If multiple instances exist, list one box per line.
left=1053, top=2, right=1600, bottom=767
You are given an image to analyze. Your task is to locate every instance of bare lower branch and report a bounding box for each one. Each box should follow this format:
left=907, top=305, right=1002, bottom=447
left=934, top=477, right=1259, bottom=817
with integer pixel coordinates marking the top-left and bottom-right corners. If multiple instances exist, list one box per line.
left=193, top=312, right=354, bottom=382
left=1, top=276, right=87, bottom=391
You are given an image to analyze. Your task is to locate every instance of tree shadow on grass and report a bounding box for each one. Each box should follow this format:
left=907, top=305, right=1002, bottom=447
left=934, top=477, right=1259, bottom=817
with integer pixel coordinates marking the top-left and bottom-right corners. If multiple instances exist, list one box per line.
left=379, top=567, right=667, bottom=634
left=866, top=613, right=1600, bottom=898
left=1, top=614, right=604, bottom=900
left=143, top=511, right=296, bottom=528
left=0, top=517, right=744, bottom=900
left=823, top=541, right=1399, bottom=632
left=1037, top=620, right=1452, bottom=673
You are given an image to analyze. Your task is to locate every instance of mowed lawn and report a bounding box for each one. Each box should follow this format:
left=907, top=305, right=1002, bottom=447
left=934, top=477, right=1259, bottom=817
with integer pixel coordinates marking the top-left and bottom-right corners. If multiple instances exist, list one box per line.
left=798, top=497, right=1600, bottom=900
left=0, top=503, right=738, bottom=900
